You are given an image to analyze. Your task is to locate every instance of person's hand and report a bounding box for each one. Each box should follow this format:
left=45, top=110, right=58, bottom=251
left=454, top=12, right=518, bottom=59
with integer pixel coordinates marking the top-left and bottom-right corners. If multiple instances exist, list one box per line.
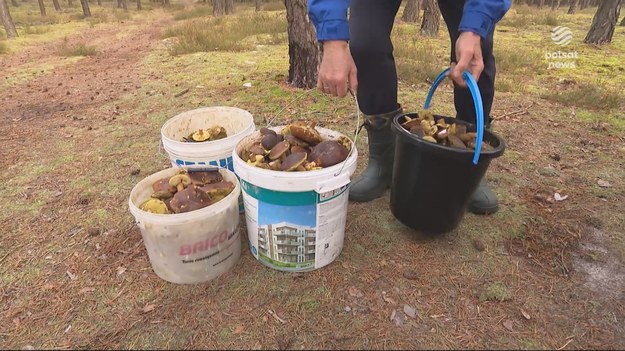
left=448, top=31, right=483, bottom=87
left=317, top=40, right=358, bottom=97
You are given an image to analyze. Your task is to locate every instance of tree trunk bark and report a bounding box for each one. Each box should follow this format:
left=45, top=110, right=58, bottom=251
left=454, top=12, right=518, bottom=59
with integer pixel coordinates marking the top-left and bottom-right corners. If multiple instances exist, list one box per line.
left=213, top=0, right=224, bottom=15
left=52, top=0, right=61, bottom=10
left=285, top=0, right=320, bottom=89
left=420, top=0, right=440, bottom=37
left=162, top=0, right=169, bottom=5
left=568, top=0, right=578, bottom=13
left=255, top=0, right=260, bottom=11
left=0, top=0, right=18, bottom=38
left=551, top=0, right=561, bottom=10
left=121, top=0, right=127, bottom=10
left=80, top=0, right=90, bottom=17
left=538, top=0, right=545, bottom=8
left=225, top=0, right=233, bottom=14
left=584, top=0, right=622, bottom=44
left=37, top=0, right=46, bottom=15
left=136, top=0, right=141, bottom=10
left=402, top=0, right=419, bottom=22
left=96, top=0, right=100, bottom=6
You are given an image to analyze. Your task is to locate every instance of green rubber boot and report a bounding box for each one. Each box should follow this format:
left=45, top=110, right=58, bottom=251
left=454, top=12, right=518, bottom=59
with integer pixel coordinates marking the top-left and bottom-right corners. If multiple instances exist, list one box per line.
left=349, top=105, right=403, bottom=202
left=467, top=175, right=499, bottom=215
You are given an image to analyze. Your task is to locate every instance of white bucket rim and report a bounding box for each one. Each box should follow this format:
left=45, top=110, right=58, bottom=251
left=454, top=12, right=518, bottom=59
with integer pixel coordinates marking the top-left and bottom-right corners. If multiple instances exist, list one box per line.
left=161, top=106, right=255, bottom=148
left=128, top=167, right=241, bottom=223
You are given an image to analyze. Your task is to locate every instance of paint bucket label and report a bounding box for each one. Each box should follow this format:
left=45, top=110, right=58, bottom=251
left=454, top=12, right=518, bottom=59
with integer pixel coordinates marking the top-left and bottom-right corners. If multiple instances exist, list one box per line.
left=241, top=179, right=349, bottom=272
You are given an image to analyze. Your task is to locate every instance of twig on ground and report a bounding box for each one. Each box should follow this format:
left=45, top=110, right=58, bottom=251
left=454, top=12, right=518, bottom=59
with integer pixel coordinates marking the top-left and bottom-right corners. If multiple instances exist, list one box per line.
left=174, top=88, right=190, bottom=98
left=492, top=101, right=535, bottom=120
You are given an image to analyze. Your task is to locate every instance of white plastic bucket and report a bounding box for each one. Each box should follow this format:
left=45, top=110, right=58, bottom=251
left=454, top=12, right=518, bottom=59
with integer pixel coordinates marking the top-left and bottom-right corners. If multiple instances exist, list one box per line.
left=233, top=126, right=358, bottom=272
left=128, top=167, right=242, bottom=284
left=161, top=106, right=256, bottom=170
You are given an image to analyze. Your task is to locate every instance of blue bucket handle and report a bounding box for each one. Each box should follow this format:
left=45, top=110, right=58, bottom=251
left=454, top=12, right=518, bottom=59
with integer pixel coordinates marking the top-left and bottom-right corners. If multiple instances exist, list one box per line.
left=423, top=68, right=484, bottom=165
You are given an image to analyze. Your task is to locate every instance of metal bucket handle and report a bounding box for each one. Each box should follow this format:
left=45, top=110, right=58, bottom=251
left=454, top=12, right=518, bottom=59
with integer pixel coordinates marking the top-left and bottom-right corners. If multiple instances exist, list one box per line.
left=423, top=68, right=484, bottom=165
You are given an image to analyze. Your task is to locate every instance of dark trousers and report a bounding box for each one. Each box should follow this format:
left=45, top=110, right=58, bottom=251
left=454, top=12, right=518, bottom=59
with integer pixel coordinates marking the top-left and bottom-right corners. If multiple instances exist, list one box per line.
left=349, top=0, right=496, bottom=127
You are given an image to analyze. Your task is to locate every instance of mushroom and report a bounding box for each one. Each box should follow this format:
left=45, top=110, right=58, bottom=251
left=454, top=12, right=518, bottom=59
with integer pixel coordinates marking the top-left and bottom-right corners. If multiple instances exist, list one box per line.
left=209, top=126, right=227, bottom=140
left=248, top=154, right=267, bottom=168
left=290, top=144, right=310, bottom=155
left=337, top=136, right=352, bottom=152
left=308, top=140, right=349, bottom=167
left=448, top=135, right=466, bottom=149
left=249, top=142, right=267, bottom=157
left=169, top=185, right=212, bottom=213
left=200, top=181, right=235, bottom=202
left=284, top=134, right=309, bottom=148
left=169, top=172, right=191, bottom=192
left=261, top=133, right=278, bottom=150
left=151, top=178, right=176, bottom=199
left=139, top=198, right=170, bottom=214
left=260, top=127, right=277, bottom=136
left=422, top=136, right=437, bottom=143
left=410, top=125, right=426, bottom=138
left=435, top=128, right=449, bottom=141
left=459, top=132, right=477, bottom=143
left=421, top=119, right=437, bottom=136
left=269, top=141, right=290, bottom=160
left=280, top=152, right=307, bottom=171
left=188, top=170, right=223, bottom=185
left=289, top=122, right=322, bottom=145
left=268, top=159, right=282, bottom=171
left=402, top=116, right=421, bottom=130
left=191, top=129, right=211, bottom=142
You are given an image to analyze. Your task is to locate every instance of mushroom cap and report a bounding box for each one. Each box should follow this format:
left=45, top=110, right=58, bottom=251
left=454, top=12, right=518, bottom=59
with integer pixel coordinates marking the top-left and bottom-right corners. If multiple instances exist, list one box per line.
left=284, top=134, right=309, bottom=147
left=261, top=133, right=278, bottom=150
left=169, top=184, right=213, bottom=213
left=289, top=124, right=322, bottom=145
left=200, top=181, right=235, bottom=202
left=269, top=141, right=290, bottom=160
left=410, top=125, right=426, bottom=137
left=191, top=129, right=211, bottom=142
left=249, top=142, right=267, bottom=156
left=290, top=144, right=310, bottom=155
left=260, top=127, right=277, bottom=136
left=422, top=136, right=437, bottom=143
left=448, top=135, right=467, bottom=149
left=188, top=170, right=223, bottom=185
left=308, top=140, right=349, bottom=167
left=268, top=159, right=282, bottom=171
left=169, top=172, right=192, bottom=189
left=139, top=198, right=170, bottom=214
left=209, top=126, right=227, bottom=140
left=280, top=152, right=307, bottom=171
left=151, top=178, right=176, bottom=199
left=402, top=117, right=421, bottom=130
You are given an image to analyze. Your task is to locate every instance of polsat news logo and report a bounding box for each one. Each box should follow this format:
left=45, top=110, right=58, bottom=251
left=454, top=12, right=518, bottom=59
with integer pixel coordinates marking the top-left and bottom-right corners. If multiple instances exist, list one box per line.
left=546, top=26, right=578, bottom=69
left=551, top=26, right=573, bottom=46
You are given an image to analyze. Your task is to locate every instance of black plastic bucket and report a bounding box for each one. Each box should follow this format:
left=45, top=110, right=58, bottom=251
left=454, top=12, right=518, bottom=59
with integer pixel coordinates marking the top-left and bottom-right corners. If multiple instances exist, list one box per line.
left=389, top=113, right=506, bottom=234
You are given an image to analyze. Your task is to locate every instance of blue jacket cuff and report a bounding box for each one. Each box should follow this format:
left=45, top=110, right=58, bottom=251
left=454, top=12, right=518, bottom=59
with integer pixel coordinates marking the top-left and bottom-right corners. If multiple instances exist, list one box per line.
left=315, top=19, right=350, bottom=41
left=458, top=10, right=494, bottom=38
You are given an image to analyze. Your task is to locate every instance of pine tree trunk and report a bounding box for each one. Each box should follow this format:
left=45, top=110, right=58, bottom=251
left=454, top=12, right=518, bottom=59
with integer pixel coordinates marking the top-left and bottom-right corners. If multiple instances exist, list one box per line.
left=580, top=0, right=589, bottom=9
left=0, top=0, right=18, bottom=38
left=162, top=0, right=169, bottom=5
left=96, top=0, right=100, bottom=6
left=584, top=0, right=622, bottom=44
left=285, top=0, right=319, bottom=89
left=225, top=0, right=233, bottom=14
left=551, top=0, right=561, bottom=10
left=213, top=0, right=224, bottom=15
left=121, top=0, right=127, bottom=10
left=568, top=0, right=578, bottom=13
left=538, top=0, right=545, bottom=8
left=52, top=0, right=61, bottom=10
left=80, top=0, right=90, bottom=17
left=38, top=0, right=46, bottom=15
left=10, top=0, right=18, bottom=7
left=402, top=0, right=419, bottom=22
left=136, top=0, right=141, bottom=10
left=255, top=0, right=260, bottom=11
left=67, top=0, right=72, bottom=7
left=420, top=0, right=440, bottom=37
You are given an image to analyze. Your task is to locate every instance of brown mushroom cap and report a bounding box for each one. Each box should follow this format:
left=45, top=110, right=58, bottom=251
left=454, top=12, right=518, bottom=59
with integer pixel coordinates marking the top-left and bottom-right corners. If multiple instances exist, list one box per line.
left=290, top=145, right=310, bottom=155
left=261, top=133, right=278, bottom=150
left=289, top=124, right=322, bottom=145
left=284, top=134, right=309, bottom=147
left=169, top=184, right=213, bottom=213
left=249, top=142, right=267, bottom=156
left=448, top=135, right=467, bottom=149
left=260, top=127, right=277, bottom=136
left=151, top=178, right=176, bottom=199
left=410, top=125, right=426, bottom=137
left=280, top=152, right=307, bottom=171
left=209, top=126, right=227, bottom=140
left=200, top=181, right=235, bottom=202
left=269, top=141, right=290, bottom=160
left=188, top=170, right=223, bottom=185
left=308, top=140, right=349, bottom=167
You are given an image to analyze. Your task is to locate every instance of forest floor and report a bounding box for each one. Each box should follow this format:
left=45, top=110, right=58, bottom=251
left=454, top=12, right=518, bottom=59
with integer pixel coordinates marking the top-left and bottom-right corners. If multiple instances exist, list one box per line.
left=1, top=1, right=624, bottom=349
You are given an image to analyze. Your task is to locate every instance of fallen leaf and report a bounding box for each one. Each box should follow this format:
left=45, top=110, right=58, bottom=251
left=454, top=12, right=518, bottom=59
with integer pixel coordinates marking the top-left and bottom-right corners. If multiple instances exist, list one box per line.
left=402, top=270, right=418, bottom=280
left=503, top=319, right=514, bottom=332
left=142, top=304, right=156, bottom=313
left=382, top=291, right=396, bottom=304
left=348, top=286, right=364, bottom=298
left=554, top=192, right=568, bottom=201
left=597, top=179, right=612, bottom=188
left=404, top=304, right=417, bottom=319
left=473, top=238, right=486, bottom=251
left=79, top=287, right=95, bottom=294
left=117, top=266, right=127, bottom=276
left=233, top=325, right=244, bottom=334
left=521, top=309, right=531, bottom=320
left=66, top=271, right=76, bottom=280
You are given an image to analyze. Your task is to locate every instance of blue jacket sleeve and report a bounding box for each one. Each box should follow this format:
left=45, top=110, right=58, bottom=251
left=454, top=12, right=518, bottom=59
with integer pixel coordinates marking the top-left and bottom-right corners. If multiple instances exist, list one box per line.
left=307, top=0, right=350, bottom=42
left=459, top=0, right=512, bottom=38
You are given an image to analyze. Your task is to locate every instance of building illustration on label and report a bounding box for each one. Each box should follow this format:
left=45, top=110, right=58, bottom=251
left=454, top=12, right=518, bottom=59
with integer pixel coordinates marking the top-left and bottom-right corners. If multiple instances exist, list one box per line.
left=258, top=222, right=316, bottom=264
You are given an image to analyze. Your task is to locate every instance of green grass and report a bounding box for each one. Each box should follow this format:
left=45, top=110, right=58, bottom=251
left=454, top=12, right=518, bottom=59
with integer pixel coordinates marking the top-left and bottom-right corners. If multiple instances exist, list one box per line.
left=163, top=12, right=287, bottom=54
left=541, top=83, right=622, bottom=110
left=0, top=41, right=8, bottom=54
left=172, top=4, right=213, bottom=21
left=479, top=281, right=512, bottom=302
left=22, top=25, right=52, bottom=35
left=57, top=40, right=97, bottom=56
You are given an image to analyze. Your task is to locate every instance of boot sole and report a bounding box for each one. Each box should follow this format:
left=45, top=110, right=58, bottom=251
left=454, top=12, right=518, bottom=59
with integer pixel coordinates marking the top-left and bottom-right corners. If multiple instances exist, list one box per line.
left=467, top=203, right=499, bottom=215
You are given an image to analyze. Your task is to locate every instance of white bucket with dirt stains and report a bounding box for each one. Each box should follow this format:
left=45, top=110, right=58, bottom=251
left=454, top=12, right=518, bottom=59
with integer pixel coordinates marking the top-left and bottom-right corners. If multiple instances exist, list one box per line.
left=128, top=167, right=241, bottom=284
left=161, top=106, right=256, bottom=170
left=232, top=126, right=358, bottom=272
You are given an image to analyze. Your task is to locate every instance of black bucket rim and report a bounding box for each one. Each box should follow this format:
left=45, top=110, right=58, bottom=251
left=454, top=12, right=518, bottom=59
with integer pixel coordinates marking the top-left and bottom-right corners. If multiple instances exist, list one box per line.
left=392, top=113, right=506, bottom=160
